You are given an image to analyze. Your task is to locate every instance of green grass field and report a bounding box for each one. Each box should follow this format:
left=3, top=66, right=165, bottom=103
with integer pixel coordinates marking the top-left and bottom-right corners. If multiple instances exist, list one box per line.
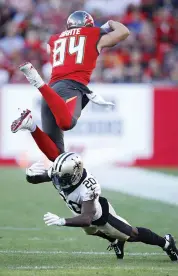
left=0, top=168, right=178, bottom=276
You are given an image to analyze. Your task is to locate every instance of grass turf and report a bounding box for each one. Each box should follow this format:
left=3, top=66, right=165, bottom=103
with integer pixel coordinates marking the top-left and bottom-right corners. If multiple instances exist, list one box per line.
left=147, top=167, right=178, bottom=176
left=0, top=167, right=178, bottom=276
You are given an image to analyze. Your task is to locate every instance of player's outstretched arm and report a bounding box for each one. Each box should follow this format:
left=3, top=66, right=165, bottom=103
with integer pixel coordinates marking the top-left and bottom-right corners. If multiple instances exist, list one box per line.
left=98, top=20, right=130, bottom=51
left=44, top=200, right=96, bottom=227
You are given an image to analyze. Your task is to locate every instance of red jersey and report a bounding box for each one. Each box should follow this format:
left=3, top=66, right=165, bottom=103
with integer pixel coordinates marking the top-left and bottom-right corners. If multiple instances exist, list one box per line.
left=48, top=27, right=101, bottom=85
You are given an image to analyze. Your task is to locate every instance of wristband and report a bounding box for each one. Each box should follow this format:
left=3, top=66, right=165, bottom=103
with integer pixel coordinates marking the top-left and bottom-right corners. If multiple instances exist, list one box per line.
left=100, top=21, right=112, bottom=33
left=59, top=218, right=66, bottom=226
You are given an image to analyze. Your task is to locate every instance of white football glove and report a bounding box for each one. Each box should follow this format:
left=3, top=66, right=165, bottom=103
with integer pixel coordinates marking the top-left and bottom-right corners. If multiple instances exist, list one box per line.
left=26, top=161, right=46, bottom=177
left=43, top=212, right=66, bottom=226
left=86, top=91, right=114, bottom=106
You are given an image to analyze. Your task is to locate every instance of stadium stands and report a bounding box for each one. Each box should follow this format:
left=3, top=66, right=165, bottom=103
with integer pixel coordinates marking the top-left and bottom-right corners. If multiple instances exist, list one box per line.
left=0, top=0, right=178, bottom=84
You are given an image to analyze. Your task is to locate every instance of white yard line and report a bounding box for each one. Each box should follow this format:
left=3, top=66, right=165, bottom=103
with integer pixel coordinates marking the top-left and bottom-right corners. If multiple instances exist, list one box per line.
left=0, top=226, right=72, bottom=231
left=0, top=250, right=164, bottom=256
left=27, top=237, right=76, bottom=242
left=7, top=265, right=176, bottom=271
left=0, top=227, right=41, bottom=231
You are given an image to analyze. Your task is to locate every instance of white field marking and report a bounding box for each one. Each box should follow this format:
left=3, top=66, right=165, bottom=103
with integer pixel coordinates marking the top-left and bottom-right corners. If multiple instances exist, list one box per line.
left=0, top=250, right=165, bottom=256
left=28, top=237, right=76, bottom=242
left=28, top=237, right=42, bottom=241
left=8, top=266, right=177, bottom=271
left=0, top=226, right=72, bottom=231
left=0, top=227, right=41, bottom=231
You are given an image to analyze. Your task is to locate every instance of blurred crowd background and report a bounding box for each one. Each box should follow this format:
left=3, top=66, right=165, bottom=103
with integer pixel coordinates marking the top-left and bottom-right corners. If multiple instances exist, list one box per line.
left=0, top=0, right=178, bottom=85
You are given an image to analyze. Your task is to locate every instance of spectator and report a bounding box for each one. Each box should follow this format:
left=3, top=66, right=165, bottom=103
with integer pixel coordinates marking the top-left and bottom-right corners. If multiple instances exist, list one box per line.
left=84, top=0, right=141, bottom=16
left=0, top=69, right=9, bottom=85
left=6, top=0, right=34, bottom=13
left=0, top=22, right=24, bottom=55
left=170, top=64, right=178, bottom=82
left=143, top=59, right=162, bottom=82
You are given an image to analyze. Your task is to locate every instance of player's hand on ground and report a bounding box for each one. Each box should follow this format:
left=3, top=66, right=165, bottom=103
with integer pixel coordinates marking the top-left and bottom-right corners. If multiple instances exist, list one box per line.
left=43, top=212, right=66, bottom=226
left=26, top=161, right=46, bottom=176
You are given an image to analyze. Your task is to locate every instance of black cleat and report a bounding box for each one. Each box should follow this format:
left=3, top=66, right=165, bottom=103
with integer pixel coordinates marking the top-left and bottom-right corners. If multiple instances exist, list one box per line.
left=164, top=234, right=178, bottom=261
left=107, top=240, right=125, bottom=259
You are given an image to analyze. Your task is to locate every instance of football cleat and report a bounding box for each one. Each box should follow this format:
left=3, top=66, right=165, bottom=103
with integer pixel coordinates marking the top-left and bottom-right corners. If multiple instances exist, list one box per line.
left=107, top=240, right=125, bottom=259
left=19, top=62, right=44, bottom=88
left=163, top=234, right=178, bottom=261
left=11, top=109, right=36, bottom=133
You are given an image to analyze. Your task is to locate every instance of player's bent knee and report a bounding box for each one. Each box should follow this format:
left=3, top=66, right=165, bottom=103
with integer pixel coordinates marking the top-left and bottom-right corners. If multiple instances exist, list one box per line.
left=59, top=118, right=77, bottom=131
left=83, top=226, right=98, bottom=235
left=128, top=227, right=139, bottom=241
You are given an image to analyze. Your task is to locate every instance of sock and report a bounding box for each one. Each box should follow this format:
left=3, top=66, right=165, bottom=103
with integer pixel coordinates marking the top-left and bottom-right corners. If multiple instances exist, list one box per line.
left=31, top=126, right=60, bottom=161
left=92, top=230, right=116, bottom=243
left=30, top=121, right=37, bottom=132
left=39, top=84, right=77, bottom=130
left=132, top=227, right=166, bottom=248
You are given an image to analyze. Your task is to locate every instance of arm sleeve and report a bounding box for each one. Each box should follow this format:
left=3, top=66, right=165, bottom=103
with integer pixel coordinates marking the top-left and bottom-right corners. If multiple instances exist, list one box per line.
left=100, top=21, right=113, bottom=35
left=100, top=27, right=108, bottom=36
left=26, top=171, right=51, bottom=184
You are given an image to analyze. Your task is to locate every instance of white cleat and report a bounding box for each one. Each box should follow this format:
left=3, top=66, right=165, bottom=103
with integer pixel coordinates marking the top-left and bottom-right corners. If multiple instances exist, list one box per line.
left=19, top=62, right=45, bottom=88
left=11, top=109, right=36, bottom=133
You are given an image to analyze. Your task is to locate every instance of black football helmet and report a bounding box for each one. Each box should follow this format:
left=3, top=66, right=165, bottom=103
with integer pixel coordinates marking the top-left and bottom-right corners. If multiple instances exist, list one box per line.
left=67, top=11, right=94, bottom=30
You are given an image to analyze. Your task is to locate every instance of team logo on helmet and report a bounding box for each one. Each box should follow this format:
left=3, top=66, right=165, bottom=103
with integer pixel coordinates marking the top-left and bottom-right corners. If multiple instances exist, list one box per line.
left=52, top=152, right=84, bottom=192
left=84, top=12, right=94, bottom=27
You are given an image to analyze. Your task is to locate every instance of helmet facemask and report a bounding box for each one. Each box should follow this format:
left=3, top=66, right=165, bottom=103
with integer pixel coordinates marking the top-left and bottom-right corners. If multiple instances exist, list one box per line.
left=52, top=153, right=84, bottom=192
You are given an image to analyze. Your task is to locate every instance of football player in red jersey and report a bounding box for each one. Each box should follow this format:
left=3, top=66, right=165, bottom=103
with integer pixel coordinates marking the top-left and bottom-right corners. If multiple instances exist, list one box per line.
left=11, top=11, right=130, bottom=162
